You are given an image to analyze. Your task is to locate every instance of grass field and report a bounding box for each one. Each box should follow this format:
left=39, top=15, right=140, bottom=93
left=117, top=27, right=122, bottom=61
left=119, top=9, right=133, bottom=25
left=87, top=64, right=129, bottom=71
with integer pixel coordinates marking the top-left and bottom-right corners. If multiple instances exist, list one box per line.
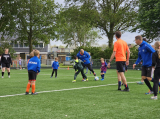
left=0, top=68, right=160, bottom=119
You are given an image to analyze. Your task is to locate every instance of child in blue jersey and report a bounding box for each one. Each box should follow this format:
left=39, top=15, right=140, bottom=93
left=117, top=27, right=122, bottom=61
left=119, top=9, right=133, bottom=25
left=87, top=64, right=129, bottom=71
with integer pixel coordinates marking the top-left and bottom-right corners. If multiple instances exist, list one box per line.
left=25, top=50, right=41, bottom=95
left=51, top=57, right=59, bottom=78
left=100, top=58, right=107, bottom=81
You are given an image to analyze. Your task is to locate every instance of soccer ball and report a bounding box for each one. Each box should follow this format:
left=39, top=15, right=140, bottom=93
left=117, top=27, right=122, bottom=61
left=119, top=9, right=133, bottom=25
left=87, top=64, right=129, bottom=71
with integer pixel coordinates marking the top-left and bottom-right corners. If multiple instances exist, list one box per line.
left=94, top=76, right=99, bottom=81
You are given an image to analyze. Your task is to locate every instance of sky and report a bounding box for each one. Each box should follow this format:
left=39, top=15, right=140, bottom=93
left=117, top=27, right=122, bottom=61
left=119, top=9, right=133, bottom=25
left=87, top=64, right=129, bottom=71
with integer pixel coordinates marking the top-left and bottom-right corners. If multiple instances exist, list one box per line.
left=51, top=0, right=154, bottom=46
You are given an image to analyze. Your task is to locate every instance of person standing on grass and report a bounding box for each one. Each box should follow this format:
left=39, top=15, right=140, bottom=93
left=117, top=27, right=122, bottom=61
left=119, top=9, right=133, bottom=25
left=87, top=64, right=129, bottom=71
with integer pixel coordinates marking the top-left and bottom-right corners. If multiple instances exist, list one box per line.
left=19, top=57, right=22, bottom=70
left=25, top=50, right=41, bottom=95
left=85, top=52, right=93, bottom=74
left=72, top=56, right=88, bottom=83
left=1, top=48, right=12, bottom=78
left=133, top=35, right=155, bottom=95
left=77, top=49, right=96, bottom=81
left=51, top=57, right=59, bottom=78
left=151, top=41, right=160, bottom=100
left=100, top=58, right=107, bottom=81
left=107, top=31, right=130, bottom=91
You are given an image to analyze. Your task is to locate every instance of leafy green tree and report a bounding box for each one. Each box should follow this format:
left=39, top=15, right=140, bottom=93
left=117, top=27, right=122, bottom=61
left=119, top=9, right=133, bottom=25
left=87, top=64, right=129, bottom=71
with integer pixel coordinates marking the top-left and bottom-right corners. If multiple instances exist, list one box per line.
left=0, top=42, right=15, bottom=58
left=57, top=6, right=101, bottom=47
left=65, top=0, right=138, bottom=48
left=132, top=0, right=160, bottom=42
left=2, top=0, right=59, bottom=53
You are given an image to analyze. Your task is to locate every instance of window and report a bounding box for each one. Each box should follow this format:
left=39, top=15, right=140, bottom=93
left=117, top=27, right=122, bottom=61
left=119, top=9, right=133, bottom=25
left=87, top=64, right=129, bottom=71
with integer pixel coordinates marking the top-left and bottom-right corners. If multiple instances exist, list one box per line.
left=19, top=43, right=23, bottom=47
left=39, top=43, right=43, bottom=48
left=35, top=44, right=38, bottom=48
left=24, top=43, right=28, bottom=47
left=14, top=43, right=18, bottom=47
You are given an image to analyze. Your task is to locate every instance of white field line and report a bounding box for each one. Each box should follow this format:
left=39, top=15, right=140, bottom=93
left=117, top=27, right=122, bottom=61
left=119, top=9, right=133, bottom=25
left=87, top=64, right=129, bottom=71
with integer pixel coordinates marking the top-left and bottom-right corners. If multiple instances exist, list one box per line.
left=0, top=81, right=138, bottom=98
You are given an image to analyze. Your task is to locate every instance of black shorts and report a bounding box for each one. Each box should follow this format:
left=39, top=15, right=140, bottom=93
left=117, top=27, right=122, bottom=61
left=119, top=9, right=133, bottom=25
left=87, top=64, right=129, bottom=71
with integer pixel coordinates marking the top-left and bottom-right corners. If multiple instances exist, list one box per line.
left=116, top=61, right=126, bottom=72
left=141, top=66, right=152, bottom=77
left=28, top=70, right=37, bottom=81
left=2, top=63, right=10, bottom=68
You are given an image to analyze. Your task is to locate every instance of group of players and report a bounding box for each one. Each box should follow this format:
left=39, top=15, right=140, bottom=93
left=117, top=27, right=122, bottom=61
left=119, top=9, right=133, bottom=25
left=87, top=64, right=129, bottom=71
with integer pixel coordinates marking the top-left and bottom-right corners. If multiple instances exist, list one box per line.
left=0, top=31, right=160, bottom=100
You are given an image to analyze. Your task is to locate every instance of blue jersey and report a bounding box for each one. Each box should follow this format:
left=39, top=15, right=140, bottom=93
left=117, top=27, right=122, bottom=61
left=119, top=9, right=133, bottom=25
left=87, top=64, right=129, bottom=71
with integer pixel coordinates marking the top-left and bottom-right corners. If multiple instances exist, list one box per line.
left=28, top=56, right=41, bottom=73
left=135, top=41, right=155, bottom=67
left=77, top=51, right=90, bottom=65
left=52, top=61, right=59, bottom=69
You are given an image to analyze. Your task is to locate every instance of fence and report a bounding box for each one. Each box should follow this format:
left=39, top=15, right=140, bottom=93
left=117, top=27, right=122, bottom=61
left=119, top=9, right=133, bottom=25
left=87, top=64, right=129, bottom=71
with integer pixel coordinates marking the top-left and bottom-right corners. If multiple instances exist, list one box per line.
left=11, top=59, right=142, bottom=69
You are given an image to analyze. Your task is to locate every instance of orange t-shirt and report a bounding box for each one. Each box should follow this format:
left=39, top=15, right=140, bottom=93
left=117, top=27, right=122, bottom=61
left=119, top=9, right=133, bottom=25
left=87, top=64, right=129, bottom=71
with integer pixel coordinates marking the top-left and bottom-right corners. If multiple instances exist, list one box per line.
left=113, top=39, right=129, bottom=61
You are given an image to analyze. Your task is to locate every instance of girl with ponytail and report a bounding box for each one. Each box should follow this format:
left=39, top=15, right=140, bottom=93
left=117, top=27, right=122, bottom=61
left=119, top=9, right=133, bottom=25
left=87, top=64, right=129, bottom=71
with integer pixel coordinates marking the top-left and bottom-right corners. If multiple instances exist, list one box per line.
left=151, top=41, right=160, bottom=100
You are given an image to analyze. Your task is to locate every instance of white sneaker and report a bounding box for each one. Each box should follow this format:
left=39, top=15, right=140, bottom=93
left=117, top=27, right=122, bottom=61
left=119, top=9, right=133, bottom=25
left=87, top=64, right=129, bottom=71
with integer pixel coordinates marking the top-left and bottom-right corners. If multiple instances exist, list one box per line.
left=151, top=96, right=157, bottom=100
left=2, top=76, right=4, bottom=78
left=8, top=75, right=10, bottom=78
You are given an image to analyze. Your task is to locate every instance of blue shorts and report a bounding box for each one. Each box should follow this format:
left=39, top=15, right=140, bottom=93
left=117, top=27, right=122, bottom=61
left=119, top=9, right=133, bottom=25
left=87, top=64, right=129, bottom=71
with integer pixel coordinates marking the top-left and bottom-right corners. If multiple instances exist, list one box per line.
left=101, top=71, right=106, bottom=74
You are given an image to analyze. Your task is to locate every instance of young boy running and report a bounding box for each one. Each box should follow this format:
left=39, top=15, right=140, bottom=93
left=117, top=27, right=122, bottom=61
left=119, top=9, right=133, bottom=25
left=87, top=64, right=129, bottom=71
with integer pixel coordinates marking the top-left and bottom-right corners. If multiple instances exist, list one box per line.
left=51, top=57, right=59, bottom=78
left=72, top=56, right=88, bottom=83
left=100, top=58, right=107, bottom=81
left=25, top=50, right=41, bottom=95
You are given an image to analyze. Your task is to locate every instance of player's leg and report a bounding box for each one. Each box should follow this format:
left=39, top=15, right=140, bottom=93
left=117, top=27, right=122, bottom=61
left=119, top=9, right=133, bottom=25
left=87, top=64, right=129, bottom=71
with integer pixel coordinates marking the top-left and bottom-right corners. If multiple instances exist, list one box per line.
left=25, top=80, right=31, bottom=95
left=144, top=66, right=153, bottom=94
left=86, top=63, right=96, bottom=76
left=101, top=71, right=106, bottom=81
left=31, top=71, right=37, bottom=95
left=117, top=62, right=129, bottom=91
left=1, top=63, right=6, bottom=78
left=81, top=69, right=88, bottom=82
left=90, top=63, right=92, bottom=74
left=51, top=69, right=54, bottom=78
left=73, top=70, right=80, bottom=82
left=81, top=64, right=86, bottom=80
left=116, top=62, right=122, bottom=90
left=55, top=69, right=57, bottom=78
left=151, top=69, right=160, bottom=100
left=6, top=63, right=10, bottom=78
left=86, top=67, right=88, bottom=74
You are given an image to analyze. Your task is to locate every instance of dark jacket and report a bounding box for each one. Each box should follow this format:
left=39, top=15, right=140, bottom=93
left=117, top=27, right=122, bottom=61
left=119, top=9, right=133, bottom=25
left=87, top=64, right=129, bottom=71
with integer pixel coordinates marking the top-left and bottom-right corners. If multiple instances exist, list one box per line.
left=74, top=59, right=84, bottom=71
left=152, top=51, right=160, bottom=69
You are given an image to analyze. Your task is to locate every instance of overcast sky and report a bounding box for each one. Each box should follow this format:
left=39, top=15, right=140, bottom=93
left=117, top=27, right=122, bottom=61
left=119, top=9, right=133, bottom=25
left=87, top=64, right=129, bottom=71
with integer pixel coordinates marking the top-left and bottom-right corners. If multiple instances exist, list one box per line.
left=51, top=0, right=154, bottom=46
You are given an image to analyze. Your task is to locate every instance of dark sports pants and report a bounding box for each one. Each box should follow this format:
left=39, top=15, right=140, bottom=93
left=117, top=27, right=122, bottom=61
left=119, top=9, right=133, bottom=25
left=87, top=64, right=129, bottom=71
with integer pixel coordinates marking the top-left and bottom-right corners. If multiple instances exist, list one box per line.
left=153, top=68, right=160, bottom=96
left=51, top=69, right=57, bottom=77
left=74, top=69, right=87, bottom=80
left=82, top=63, right=95, bottom=75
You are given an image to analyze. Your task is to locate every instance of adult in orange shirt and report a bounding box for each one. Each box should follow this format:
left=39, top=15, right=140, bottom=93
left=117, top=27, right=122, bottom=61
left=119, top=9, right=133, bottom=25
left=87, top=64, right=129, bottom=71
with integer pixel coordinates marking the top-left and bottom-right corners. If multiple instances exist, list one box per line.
left=108, top=31, right=130, bottom=91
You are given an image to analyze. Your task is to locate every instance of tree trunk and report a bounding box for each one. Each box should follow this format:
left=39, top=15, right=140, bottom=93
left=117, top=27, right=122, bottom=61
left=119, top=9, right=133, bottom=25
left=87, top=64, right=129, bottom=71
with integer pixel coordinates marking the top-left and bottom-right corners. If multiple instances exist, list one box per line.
left=108, top=33, right=114, bottom=48
left=28, top=35, right=32, bottom=53
left=107, top=23, right=114, bottom=48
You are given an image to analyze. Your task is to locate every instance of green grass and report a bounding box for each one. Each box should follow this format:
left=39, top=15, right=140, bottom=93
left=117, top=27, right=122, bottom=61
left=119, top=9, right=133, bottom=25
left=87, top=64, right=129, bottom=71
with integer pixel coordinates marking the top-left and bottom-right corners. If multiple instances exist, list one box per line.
left=0, top=69, right=159, bottom=119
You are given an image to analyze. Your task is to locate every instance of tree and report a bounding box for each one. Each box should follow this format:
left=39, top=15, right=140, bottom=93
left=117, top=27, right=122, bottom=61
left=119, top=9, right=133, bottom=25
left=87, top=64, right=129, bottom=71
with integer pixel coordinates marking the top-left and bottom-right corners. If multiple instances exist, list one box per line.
left=0, top=0, right=17, bottom=34
left=57, top=6, right=101, bottom=47
left=2, top=0, right=59, bottom=53
left=0, top=42, right=15, bottom=58
left=65, top=0, right=138, bottom=48
left=132, top=0, right=160, bottom=42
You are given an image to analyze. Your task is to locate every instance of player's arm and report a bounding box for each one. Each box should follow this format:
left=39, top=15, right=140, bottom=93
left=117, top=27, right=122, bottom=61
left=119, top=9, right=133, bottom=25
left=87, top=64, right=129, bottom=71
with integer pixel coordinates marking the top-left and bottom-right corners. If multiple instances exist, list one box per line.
left=37, top=60, right=41, bottom=73
left=152, top=52, right=156, bottom=67
left=108, top=51, right=116, bottom=68
left=133, top=52, right=142, bottom=69
left=146, top=44, right=155, bottom=53
left=126, top=48, right=130, bottom=66
left=86, top=52, right=90, bottom=59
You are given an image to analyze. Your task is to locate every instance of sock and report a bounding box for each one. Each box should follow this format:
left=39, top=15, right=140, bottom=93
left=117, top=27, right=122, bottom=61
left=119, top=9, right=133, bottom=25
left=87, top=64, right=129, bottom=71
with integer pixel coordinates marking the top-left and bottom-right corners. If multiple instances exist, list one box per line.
left=124, top=84, right=129, bottom=89
left=8, top=72, right=10, bottom=76
left=144, top=79, right=153, bottom=91
left=118, top=81, right=121, bottom=87
left=2, top=72, right=4, bottom=76
left=101, top=74, right=104, bottom=79
left=26, top=82, right=31, bottom=93
left=32, top=84, right=35, bottom=93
